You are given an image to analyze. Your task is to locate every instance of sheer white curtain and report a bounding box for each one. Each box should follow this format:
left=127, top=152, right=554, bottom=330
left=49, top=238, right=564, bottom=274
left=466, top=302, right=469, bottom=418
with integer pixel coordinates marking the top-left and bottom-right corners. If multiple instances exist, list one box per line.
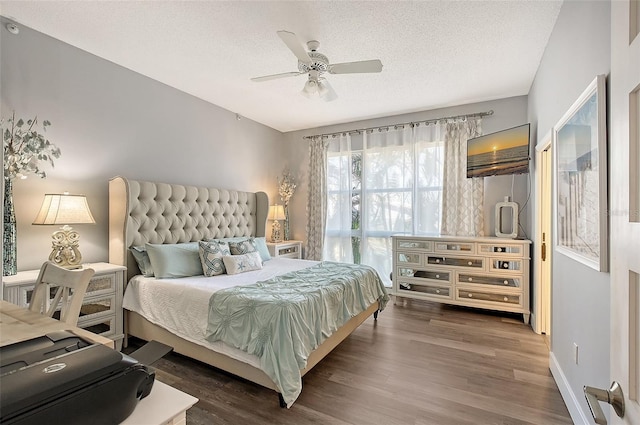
left=305, top=136, right=329, bottom=260
left=441, top=118, right=484, bottom=236
left=323, top=133, right=354, bottom=262
left=324, top=123, right=445, bottom=286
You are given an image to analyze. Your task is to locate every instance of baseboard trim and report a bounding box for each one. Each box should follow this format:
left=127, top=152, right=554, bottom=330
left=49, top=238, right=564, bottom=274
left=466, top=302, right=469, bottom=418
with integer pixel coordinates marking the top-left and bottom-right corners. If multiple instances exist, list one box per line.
left=549, top=351, right=590, bottom=424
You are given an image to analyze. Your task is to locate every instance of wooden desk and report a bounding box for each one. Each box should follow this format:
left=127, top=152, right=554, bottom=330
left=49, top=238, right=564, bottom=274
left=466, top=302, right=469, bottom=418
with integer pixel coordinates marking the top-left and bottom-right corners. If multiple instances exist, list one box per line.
left=0, top=300, right=114, bottom=348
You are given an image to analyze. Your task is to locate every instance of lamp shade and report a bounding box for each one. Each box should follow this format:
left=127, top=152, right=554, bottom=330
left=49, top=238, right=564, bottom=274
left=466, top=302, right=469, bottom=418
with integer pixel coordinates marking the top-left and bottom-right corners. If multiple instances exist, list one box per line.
left=268, top=204, right=286, bottom=221
left=33, top=193, right=96, bottom=225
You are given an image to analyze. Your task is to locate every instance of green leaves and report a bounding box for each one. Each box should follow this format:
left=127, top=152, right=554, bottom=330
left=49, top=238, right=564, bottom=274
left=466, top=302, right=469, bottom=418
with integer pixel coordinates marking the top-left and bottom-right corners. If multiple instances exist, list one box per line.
left=2, top=111, right=61, bottom=180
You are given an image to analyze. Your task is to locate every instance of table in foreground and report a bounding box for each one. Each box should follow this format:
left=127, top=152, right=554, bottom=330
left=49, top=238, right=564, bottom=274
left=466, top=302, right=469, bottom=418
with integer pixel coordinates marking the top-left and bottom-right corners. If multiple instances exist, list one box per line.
left=0, top=300, right=199, bottom=425
left=0, top=299, right=114, bottom=348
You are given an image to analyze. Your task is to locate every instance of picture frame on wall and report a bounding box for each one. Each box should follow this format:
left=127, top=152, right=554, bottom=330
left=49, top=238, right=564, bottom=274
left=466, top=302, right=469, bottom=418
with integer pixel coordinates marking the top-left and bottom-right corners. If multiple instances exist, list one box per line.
left=553, top=74, right=608, bottom=272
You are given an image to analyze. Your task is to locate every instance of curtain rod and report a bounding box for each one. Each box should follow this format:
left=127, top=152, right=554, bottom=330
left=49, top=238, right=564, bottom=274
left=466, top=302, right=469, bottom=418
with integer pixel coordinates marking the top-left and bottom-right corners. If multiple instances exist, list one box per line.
left=303, top=109, right=494, bottom=140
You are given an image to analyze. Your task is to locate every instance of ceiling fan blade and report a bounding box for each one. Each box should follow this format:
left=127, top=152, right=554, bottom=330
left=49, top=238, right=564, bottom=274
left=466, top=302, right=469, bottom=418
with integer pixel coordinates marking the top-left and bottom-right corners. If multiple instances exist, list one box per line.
left=251, top=71, right=304, bottom=82
left=329, top=59, right=383, bottom=74
left=318, top=79, right=338, bottom=102
left=277, top=30, right=312, bottom=66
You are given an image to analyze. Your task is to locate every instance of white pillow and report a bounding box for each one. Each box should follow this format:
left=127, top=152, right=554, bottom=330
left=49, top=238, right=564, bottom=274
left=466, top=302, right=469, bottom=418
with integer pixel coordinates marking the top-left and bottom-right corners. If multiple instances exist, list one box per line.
left=222, top=251, right=263, bottom=275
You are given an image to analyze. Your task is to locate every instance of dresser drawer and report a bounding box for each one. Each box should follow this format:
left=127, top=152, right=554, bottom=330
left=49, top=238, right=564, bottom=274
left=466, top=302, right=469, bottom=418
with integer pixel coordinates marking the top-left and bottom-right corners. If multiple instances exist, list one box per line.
left=397, top=280, right=452, bottom=299
left=434, top=242, right=475, bottom=254
left=78, top=294, right=116, bottom=322
left=396, top=239, right=433, bottom=251
left=489, top=258, right=524, bottom=273
left=79, top=315, right=117, bottom=338
left=397, top=267, right=451, bottom=283
left=457, top=289, right=522, bottom=306
left=478, top=243, right=524, bottom=257
left=86, top=273, right=117, bottom=297
left=427, top=256, right=483, bottom=269
left=396, top=251, right=423, bottom=266
left=457, top=273, right=521, bottom=288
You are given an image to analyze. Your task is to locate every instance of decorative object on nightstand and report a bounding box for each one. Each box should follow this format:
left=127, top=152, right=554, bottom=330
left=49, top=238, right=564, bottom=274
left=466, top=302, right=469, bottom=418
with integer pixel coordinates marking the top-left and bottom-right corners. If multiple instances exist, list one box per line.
left=268, top=204, right=285, bottom=243
left=277, top=169, right=297, bottom=241
left=32, top=193, right=96, bottom=269
left=2, top=112, right=61, bottom=276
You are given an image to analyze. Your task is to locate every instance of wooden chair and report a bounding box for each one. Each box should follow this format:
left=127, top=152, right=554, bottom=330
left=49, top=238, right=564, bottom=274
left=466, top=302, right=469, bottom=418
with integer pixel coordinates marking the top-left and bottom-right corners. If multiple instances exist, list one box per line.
left=28, top=261, right=95, bottom=326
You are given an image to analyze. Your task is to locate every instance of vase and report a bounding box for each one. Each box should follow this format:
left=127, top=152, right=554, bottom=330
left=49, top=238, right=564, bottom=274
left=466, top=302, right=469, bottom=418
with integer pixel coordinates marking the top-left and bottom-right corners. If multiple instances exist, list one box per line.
left=3, top=178, right=17, bottom=276
left=283, top=202, right=291, bottom=241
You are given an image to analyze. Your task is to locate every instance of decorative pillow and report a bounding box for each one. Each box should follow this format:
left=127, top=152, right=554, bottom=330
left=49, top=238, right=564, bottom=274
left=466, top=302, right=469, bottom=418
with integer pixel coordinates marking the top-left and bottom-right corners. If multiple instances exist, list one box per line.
left=215, top=237, right=271, bottom=262
left=222, top=251, right=263, bottom=275
left=229, top=239, right=258, bottom=255
left=130, top=246, right=154, bottom=277
left=252, top=237, right=272, bottom=262
left=198, top=240, right=231, bottom=276
left=145, top=242, right=202, bottom=278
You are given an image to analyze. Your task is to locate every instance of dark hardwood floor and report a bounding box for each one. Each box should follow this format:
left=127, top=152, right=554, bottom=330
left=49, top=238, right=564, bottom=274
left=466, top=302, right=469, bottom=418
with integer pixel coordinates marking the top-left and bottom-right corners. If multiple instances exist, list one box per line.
left=127, top=298, right=572, bottom=425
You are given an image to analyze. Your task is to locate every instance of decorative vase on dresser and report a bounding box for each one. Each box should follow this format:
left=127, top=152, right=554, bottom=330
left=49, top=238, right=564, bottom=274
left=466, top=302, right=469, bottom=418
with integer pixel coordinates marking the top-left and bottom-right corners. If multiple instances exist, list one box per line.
left=392, top=235, right=531, bottom=323
left=3, top=178, right=17, bottom=276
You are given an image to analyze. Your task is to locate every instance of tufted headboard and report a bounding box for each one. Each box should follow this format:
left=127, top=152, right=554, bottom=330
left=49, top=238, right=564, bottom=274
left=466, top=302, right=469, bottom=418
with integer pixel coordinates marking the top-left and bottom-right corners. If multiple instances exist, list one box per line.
left=109, top=176, right=268, bottom=282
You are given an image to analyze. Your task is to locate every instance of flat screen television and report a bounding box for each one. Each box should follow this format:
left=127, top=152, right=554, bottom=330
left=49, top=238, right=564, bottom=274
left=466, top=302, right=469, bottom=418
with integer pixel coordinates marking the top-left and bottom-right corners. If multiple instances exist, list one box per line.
left=466, top=123, right=531, bottom=178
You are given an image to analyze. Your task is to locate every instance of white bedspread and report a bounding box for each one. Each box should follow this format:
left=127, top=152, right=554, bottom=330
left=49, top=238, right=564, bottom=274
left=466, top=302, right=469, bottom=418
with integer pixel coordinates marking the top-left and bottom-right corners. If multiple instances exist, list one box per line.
left=122, top=258, right=318, bottom=367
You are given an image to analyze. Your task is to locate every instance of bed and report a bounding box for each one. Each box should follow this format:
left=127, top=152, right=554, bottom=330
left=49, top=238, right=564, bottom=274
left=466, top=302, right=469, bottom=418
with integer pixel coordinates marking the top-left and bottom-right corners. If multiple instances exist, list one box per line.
left=108, top=176, right=388, bottom=407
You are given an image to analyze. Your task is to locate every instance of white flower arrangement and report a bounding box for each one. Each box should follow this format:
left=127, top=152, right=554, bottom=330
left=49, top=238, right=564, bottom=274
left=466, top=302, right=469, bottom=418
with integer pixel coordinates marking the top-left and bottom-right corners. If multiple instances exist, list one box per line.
left=2, top=112, right=61, bottom=180
left=278, top=170, right=297, bottom=205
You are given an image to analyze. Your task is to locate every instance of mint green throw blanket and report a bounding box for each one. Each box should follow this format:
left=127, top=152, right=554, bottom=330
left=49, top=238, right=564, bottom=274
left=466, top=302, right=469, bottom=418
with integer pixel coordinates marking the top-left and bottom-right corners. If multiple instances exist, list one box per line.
left=205, top=261, right=389, bottom=407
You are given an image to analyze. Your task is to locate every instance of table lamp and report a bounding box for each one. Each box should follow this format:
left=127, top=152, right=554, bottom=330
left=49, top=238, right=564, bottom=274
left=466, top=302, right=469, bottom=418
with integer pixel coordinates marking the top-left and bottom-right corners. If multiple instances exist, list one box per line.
left=32, top=193, right=96, bottom=269
left=268, top=204, right=285, bottom=243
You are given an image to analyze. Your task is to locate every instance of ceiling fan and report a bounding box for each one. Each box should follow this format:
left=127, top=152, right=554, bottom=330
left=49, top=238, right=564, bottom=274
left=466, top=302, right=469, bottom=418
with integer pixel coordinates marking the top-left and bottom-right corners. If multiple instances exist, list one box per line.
left=251, top=30, right=383, bottom=101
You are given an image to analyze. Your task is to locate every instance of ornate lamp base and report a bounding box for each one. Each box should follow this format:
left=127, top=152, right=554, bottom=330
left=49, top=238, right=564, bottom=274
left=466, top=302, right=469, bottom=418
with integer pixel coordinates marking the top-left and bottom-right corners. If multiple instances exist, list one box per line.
left=271, top=221, right=283, bottom=243
left=48, top=225, right=83, bottom=269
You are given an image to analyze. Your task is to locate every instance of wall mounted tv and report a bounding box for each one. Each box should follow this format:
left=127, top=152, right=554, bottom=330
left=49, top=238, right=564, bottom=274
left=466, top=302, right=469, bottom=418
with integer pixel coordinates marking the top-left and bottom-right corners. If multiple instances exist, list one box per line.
left=466, top=123, right=531, bottom=178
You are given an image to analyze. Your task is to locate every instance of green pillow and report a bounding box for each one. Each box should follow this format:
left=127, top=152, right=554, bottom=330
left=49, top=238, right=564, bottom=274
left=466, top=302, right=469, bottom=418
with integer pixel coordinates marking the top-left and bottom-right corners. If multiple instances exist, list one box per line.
left=130, top=246, right=154, bottom=277
left=145, top=242, right=202, bottom=278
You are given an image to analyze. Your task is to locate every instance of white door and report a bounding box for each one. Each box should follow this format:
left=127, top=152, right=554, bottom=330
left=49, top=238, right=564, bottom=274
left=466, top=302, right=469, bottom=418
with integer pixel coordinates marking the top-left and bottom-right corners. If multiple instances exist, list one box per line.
left=534, top=136, right=552, bottom=336
left=607, top=1, right=640, bottom=424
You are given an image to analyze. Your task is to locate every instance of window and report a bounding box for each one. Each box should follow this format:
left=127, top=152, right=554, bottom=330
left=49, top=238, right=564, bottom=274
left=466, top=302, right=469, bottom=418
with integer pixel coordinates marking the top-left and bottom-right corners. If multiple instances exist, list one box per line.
left=324, top=125, right=445, bottom=286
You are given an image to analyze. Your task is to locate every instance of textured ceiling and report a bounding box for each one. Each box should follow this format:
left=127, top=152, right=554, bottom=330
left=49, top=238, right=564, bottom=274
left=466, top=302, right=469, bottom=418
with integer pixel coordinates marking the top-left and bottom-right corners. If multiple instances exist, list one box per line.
left=0, top=1, right=562, bottom=132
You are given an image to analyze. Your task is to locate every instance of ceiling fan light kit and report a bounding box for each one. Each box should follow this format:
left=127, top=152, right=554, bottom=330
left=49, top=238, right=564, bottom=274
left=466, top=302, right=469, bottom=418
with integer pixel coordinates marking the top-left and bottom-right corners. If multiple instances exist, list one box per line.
left=251, top=30, right=383, bottom=101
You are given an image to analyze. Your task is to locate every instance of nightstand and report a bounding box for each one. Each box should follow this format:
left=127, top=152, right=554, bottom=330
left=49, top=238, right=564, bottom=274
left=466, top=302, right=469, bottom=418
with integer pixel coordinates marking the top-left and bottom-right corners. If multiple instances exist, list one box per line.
left=266, top=240, right=303, bottom=259
left=2, top=262, right=126, bottom=350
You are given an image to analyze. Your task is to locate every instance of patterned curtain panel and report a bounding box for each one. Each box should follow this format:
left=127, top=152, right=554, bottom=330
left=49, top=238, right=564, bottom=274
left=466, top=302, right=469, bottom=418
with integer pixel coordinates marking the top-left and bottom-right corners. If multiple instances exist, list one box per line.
left=441, top=118, right=485, bottom=236
left=305, top=136, right=329, bottom=260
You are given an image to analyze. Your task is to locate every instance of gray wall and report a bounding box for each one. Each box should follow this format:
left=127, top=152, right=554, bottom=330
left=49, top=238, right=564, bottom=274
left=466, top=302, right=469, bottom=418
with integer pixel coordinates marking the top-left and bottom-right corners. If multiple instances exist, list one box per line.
left=527, top=1, right=611, bottom=422
left=284, top=96, right=531, bottom=244
left=1, top=18, right=286, bottom=271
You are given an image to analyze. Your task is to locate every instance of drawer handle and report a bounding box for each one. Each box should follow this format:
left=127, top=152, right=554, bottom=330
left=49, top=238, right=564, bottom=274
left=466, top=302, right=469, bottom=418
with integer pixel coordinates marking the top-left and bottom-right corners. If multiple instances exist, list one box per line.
left=435, top=289, right=441, bottom=294
left=497, top=247, right=503, bottom=252
left=502, top=263, right=509, bottom=269
left=435, top=274, right=440, bottom=278
left=503, top=297, right=509, bottom=302
left=504, top=280, right=509, bottom=285
left=468, top=261, right=473, bottom=266
left=435, top=259, right=440, bottom=264
left=468, top=293, right=473, bottom=298
left=468, top=277, right=473, bottom=282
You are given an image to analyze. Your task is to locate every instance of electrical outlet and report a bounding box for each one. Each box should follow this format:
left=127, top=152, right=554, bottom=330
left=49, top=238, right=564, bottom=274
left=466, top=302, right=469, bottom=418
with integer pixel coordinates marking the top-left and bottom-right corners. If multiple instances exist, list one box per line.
left=574, top=343, right=579, bottom=364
